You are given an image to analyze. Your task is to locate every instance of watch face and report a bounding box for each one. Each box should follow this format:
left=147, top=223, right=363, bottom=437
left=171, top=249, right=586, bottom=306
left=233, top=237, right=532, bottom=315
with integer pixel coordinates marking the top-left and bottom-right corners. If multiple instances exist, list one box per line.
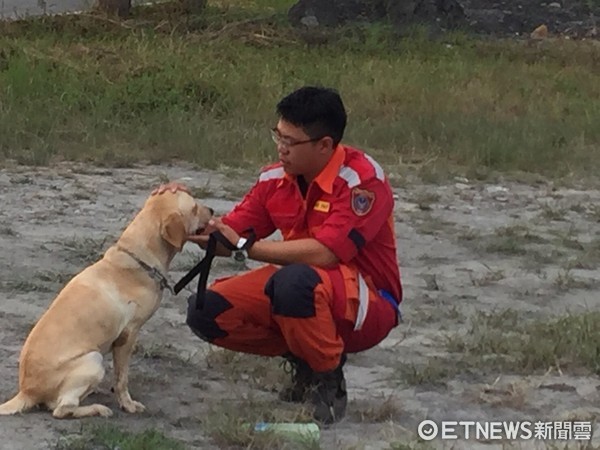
left=233, top=251, right=246, bottom=262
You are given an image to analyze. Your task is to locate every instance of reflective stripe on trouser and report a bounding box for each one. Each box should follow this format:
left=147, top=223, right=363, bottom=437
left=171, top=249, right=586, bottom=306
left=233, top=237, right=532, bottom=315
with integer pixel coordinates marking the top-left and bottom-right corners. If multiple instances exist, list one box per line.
left=186, top=264, right=398, bottom=372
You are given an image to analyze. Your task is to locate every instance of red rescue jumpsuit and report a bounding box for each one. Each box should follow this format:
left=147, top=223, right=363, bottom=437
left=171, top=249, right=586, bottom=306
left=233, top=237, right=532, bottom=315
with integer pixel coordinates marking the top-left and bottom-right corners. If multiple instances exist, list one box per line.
left=186, top=145, right=402, bottom=372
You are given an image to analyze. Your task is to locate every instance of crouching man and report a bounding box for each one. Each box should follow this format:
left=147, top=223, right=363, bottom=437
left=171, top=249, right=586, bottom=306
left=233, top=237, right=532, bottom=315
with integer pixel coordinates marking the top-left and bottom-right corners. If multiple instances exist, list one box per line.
left=155, top=86, right=403, bottom=424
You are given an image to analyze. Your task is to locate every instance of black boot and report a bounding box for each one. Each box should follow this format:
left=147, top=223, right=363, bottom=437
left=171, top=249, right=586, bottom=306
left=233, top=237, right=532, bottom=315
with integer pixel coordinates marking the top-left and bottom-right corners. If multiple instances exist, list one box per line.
left=279, top=354, right=314, bottom=403
left=311, top=354, right=347, bottom=425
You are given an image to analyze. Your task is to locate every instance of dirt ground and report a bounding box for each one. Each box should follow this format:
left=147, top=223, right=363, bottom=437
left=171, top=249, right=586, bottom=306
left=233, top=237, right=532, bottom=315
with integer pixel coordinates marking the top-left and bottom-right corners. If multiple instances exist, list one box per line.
left=1, top=161, right=600, bottom=449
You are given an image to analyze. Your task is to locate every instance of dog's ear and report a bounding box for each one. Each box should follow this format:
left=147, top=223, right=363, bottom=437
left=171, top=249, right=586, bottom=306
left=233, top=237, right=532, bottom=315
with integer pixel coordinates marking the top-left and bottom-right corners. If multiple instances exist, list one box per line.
left=161, top=212, right=186, bottom=251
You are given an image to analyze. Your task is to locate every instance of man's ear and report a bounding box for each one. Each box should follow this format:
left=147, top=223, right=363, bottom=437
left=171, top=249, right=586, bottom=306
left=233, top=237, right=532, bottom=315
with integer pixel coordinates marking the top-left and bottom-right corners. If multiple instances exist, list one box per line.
left=318, top=136, right=335, bottom=154
left=161, top=212, right=186, bottom=251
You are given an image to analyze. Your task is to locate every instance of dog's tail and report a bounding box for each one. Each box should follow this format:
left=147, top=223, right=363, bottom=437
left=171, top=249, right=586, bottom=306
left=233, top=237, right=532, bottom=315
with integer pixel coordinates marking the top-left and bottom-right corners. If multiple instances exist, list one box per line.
left=0, top=392, right=36, bottom=415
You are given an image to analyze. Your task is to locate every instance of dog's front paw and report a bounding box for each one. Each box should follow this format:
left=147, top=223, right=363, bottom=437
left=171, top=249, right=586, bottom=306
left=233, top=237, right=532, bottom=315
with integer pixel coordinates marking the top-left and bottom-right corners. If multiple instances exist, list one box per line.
left=120, top=399, right=146, bottom=414
left=95, top=405, right=114, bottom=417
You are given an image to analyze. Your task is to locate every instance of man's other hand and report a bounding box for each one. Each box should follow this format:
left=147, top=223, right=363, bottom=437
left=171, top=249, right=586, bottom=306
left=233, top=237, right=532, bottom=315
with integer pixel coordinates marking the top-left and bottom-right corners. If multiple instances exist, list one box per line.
left=151, top=182, right=191, bottom=196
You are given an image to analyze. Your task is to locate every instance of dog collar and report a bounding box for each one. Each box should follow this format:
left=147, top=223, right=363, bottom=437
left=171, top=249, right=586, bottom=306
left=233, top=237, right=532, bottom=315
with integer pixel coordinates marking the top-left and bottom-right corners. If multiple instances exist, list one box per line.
left=116, top=245, right=174, bottom=294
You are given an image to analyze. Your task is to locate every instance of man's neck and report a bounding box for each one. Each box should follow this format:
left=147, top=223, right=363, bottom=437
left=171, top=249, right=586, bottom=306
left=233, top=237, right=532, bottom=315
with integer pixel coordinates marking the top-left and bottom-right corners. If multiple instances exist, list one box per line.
left=296, top=175, right=308, bottom=198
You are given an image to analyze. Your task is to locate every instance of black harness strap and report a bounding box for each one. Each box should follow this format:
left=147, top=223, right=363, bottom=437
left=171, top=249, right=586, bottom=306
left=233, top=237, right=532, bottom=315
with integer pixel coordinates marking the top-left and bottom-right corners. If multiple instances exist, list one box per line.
left=173, top=230, right=256, bottom=307
left=173, top=234, right=217, bottom=296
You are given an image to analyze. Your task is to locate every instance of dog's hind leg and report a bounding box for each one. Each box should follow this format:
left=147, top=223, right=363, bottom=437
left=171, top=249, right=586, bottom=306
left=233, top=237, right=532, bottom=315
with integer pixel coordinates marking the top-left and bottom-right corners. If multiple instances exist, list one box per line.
left=51, top=351, right=113, bottom=419
left=0, top=391, right=36, bottom=415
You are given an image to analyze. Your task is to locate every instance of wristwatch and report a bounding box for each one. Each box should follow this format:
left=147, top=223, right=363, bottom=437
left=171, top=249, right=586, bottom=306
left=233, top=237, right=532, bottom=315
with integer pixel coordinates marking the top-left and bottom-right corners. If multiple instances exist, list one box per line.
left=232, top=237, right=249, bottom=262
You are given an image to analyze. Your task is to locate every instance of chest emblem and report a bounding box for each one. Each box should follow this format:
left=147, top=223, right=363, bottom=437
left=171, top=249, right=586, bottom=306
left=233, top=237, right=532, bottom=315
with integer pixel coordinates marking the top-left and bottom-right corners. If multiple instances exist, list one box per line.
left=351, top=188, right=375, bottom=216
left=314, top=200, right=331, bottom=213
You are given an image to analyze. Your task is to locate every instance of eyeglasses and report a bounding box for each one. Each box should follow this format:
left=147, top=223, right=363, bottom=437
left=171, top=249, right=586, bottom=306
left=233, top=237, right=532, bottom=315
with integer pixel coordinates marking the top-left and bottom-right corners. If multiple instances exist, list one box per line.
left=270, top=128, right=324, bottom=149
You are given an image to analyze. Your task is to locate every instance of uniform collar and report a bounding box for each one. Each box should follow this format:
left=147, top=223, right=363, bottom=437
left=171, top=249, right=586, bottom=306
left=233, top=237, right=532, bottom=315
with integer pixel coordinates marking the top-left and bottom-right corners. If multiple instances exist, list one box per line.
left=312, top=145, right=344, bottom=194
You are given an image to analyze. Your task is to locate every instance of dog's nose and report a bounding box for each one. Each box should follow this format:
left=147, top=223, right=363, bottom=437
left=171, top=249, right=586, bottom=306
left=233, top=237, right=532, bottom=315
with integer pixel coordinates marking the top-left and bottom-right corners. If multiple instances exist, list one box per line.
left=208, top=207, right=214, bottom=216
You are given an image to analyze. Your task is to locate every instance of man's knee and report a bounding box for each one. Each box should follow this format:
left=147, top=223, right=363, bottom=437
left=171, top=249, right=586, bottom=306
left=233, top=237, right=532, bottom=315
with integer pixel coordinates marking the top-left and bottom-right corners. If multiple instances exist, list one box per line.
left=186, top=290, right=232, bottom=341
left=264, top=264, right=321, bottom=318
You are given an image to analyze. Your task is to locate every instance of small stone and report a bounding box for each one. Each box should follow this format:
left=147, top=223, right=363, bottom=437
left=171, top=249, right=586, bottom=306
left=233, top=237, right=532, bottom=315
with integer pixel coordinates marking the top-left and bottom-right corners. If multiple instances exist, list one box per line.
left=398, top=202, right=420, bottom=212
left=486, top=186, right=509, bottom=194
left=548, top=2, right=561, bottom=8
left=300, top=15, right=319, bottom=27
left=530, top=24, right=549, bottom=39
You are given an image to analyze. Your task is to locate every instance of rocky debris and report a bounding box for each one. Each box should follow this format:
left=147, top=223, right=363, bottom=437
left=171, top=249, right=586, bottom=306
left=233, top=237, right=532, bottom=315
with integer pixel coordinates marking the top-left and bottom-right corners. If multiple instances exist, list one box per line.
left=288, top=0, right=466, bottom=29
left=288, top=0, right=599, bottom=39
left=94, top=0, right=207, bottom=17
left=530, top=23, right=549, bottom=39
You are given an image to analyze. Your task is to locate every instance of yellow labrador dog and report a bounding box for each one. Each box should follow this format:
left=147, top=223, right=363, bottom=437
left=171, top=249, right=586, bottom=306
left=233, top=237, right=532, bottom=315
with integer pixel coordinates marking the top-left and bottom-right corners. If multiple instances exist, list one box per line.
left=0, top=190, right=212, bottom=418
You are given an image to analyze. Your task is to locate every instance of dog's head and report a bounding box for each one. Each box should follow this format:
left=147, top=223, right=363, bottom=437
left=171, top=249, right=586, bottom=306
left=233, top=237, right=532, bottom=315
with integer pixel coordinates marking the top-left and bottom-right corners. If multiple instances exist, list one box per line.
left=146, top=191, right=213, bottom=252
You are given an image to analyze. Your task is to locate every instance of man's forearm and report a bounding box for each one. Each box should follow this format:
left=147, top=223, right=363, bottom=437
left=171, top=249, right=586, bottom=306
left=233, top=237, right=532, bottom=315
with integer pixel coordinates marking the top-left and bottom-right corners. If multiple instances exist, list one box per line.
left=248, top=238, right=339, bottom=268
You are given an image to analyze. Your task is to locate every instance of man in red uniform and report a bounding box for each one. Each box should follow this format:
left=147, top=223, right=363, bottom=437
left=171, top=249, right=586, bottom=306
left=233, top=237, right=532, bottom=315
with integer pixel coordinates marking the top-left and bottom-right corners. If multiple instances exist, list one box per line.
left=157, top=86, right=402, bottom=424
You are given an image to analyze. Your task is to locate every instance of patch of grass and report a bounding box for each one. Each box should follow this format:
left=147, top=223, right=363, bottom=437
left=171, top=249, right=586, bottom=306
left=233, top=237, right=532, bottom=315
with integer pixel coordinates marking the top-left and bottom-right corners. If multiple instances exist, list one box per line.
left=2, top=274, right=55, bottom=292
left=568, top=238, right=600, bottom=270
left=389, top=441, right=435, bottom=450
left=411, top=303, right=463, bottom=325
left=203, top=398, right=319, bottom=449
left=398, top=358, right=458, bottom=386
left=419, top=273, right=440, bottom=291
left=553, top=268, right=596, bottom=291
left=406, top=190, right=441, bottom=211
left=58, top=235, right=113, bottom=265
left=38, top=268, right=74, bottom=283
left=9, top=175, right=34, bottom=184
left=539, top=203, right=568, bottom=221
left=70, top=165, right=114, bottom=176
left=133, top=370, right=172, bottom=387
left=352, top=396, right=401, bottom=423
left=522, top=248, right=567, bottom=269
left=134, top=341, right=175, bottom=359
left=446, top=309, right=600, bottom=375
left=456, top=227, right=479, bottom=242
left=470, top=268, right=505, bottom=286
left=55, top=424, right=186, bottom=450
left=0, top=225, right=19, bottom=236
left=1, top=268, right=79, bottom=293
left=416, top=253, right=452, bottom=265
left=569, top=203, right=587, bottom=214
left=223, top=181, right=254, bottom=201
left=480, top=224, right=549, bottom=256
left=410, top=212, right=455, bottom=236
left=477, top=379, right=529, bottom=409
left=557, top=236, right=586, bottom=252
left=587, top=204, right=600, bottom=222
left=544, top=230, right=600, bottom=270
left=0, top=2, right=598, bottom=178
left=205, top=348, right=287, bottom=391
left=544, top=443, right=600, bottom=450
left=189, top=184, right=216, bottom=198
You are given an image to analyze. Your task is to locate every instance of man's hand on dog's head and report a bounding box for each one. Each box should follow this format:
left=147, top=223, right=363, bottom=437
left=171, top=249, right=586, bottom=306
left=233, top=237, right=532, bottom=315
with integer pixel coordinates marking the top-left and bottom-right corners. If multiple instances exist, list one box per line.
left=151, top=182, right=191, bottom=196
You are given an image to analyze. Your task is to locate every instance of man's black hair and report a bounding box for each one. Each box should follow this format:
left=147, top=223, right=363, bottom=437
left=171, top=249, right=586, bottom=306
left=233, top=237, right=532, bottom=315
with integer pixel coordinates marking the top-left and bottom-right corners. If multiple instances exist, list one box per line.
left=276, top=86, right=347, bottom=147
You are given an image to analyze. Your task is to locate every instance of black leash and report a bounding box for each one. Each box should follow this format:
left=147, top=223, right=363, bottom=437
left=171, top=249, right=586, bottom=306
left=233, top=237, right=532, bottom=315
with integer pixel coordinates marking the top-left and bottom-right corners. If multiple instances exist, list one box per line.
left=173, top=230, right=256, bottom=306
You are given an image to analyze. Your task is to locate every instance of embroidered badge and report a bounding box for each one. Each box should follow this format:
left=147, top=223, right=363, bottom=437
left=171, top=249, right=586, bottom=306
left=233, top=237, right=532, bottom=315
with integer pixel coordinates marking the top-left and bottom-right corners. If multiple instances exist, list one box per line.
left=351, top=188, right=375, bottom=216
left=314, top=200, right=330, bottom=213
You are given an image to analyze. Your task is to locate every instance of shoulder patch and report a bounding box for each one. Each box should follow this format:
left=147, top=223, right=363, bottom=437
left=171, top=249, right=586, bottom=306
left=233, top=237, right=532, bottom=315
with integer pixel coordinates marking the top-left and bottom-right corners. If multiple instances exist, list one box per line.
left=351, top=188, right=375, bottom=216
